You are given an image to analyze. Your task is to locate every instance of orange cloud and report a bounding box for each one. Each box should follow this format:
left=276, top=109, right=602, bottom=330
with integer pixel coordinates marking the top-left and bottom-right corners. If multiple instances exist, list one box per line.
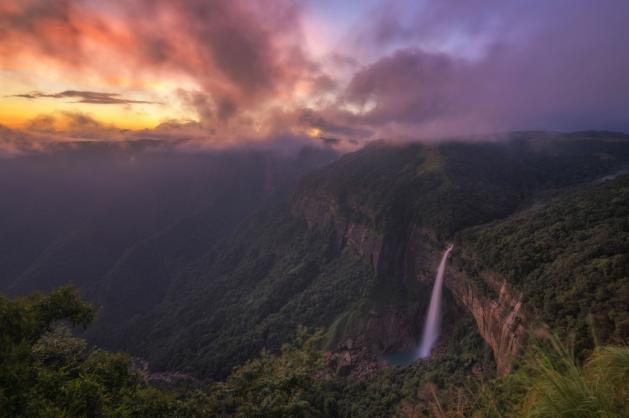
left=3, top=0, right=629, bottom=148
left=0, top=0, right=332, bottom=141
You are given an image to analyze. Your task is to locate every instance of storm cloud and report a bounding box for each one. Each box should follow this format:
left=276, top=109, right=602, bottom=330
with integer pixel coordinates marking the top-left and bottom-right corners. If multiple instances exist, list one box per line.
left=1, top=0, right=628, bottom=146
left=1, top=0, right=319, bottom=123
left=331, top=0, right=629, bottom=138
left=11, top=90, right=161, bottom=104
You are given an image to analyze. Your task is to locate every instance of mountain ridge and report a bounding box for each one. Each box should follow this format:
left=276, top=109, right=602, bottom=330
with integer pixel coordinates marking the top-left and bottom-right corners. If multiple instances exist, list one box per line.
left=1, top=131, right=628, bottom=381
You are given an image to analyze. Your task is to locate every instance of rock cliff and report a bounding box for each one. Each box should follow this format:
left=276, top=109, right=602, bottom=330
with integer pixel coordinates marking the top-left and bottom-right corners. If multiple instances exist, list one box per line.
left=292, top=190, right=527, bottom=375
left=446, top=265, right=527, bottom=375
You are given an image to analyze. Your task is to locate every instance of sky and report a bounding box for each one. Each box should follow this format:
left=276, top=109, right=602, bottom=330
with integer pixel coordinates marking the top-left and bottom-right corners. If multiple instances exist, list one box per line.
left=1, top=0, right=628, bottom=152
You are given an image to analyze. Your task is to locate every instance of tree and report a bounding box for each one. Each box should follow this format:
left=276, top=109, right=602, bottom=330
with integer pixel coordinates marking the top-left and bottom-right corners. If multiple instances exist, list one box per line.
left=0, top=286, right=94, bottom=416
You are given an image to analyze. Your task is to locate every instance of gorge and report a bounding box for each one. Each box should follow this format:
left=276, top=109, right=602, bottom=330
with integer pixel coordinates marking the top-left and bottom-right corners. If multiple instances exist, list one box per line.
left=1, top=132, right=629, bottom=416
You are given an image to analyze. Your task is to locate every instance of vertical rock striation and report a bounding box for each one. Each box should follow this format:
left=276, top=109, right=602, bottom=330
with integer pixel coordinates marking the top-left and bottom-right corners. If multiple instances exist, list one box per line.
left=292, top=191, right=527, bottom=375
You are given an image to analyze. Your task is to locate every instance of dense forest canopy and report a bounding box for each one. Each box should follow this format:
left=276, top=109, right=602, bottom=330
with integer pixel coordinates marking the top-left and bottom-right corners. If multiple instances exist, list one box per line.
left=1, top=133, right=628, bottom=416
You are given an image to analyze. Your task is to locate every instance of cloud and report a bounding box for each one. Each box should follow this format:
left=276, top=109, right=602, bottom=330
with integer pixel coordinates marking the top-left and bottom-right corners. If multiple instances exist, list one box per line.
left=11, top=90, right=161, bottom=104
left=296, top=108, right=372, bottom=138
left=0, top=0, right=323, bottom=124
left=1, top=0, right=629, bottom=146
left=0, top=112, right=173, bottom=157
left=314, top=0, right=629, bottom=139
left=0, top=110, right=339, bottom=157
left=343, top=49, right=470, bottom=125
left=19, top=111, right=126, bottom=140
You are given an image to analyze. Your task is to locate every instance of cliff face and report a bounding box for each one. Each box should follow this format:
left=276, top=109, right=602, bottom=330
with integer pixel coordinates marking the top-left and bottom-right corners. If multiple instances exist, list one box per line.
left=292, top=191, right=527, bottom=375
left=292, top=191, right=384, bottom=269
left=446, top=267, right=527, bottom=375
left=404, top=229, right=527, bottom=375
left=290, top=134, right=629, bottom=375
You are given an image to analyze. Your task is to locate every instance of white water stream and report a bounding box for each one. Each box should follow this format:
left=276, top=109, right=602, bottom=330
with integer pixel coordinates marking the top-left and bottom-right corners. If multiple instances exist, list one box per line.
left=417, top=244, right=454, bottom=359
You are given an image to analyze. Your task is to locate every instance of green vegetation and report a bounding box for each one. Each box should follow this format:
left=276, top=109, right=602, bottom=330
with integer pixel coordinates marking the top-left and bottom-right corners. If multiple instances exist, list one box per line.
left=98, top=207, right=376, bottom=378
left=460, top=175, right=629, bottom=357
left=468, top=338, right=629, bottom=418
left=3, top=134, right=629, bottom=416
left=0, top=287, right=211, bottom=417
left=107, top=134, right=629, bottom=379
left=520, top=341, right=629, bottom=417
left=297, top=136, right=629, bottom=238
left=1, top=287, right=627, bottom=417
left=206, top=328, right=342, bottom=417
left=0, top=284, right=486, bottom=417
left=204, top=325, right=628, bottom=417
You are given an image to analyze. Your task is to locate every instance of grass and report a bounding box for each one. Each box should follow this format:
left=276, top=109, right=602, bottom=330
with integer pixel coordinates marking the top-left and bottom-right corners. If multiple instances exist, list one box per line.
left=519, top=337, right=629, bottom=417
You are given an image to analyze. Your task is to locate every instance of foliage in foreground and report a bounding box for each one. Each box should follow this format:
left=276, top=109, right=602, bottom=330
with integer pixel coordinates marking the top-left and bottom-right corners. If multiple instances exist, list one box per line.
left=0, top=287, right=211, bottom=417
left=211, top=321, right=629, bottom=418
left=518, top=340, right=629, bottom=418
left=467, top=337, right=629, bottom=418
left=2, top=287, right=628, bottom=417
left=459, top=175, right=629, bottom=360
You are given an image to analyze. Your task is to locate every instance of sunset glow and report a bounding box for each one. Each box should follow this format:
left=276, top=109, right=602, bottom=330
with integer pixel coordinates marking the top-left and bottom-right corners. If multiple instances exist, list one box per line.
left=2, top=0, right=629, bottom=150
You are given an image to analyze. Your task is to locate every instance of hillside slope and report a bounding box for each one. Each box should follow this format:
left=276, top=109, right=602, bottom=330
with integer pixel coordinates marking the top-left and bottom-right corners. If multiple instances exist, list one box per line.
left=457, top=174, right=629, bottom=356
left=105, top=131, right=629, bottom=377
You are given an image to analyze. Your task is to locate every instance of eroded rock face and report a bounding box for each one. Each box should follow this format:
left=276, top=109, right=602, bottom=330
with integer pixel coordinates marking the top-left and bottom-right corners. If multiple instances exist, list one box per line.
left=292, top=192, right=527, bottom=375
left=292, top=191, right=384, bottom=268
left=446, top=268, right=527, bottom=375
left=406, top=232, right=527, bottom=375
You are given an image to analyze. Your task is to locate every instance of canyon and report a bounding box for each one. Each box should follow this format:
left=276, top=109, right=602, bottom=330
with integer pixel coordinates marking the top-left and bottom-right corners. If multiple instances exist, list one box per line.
left=293, top=183, right=527, bottom=376
left=1, top=132, right=628, bottom=381
left=289, top=134, right=629, bottom=376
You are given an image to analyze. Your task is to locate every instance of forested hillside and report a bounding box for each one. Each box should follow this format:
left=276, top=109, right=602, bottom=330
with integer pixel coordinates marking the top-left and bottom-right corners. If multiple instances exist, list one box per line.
left=2, top=287, right=627, bottom=417
left=85, top=131, right=629, bottom=379
left=103, top=207, right=376, bottom=378
left=1, top=132, right=629, bottom=417
left=458, top=174, right=629, bottom=358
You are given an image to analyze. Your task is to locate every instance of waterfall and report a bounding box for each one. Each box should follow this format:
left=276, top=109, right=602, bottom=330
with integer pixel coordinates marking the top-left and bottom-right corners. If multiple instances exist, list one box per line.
left=417, top=244, right=454, bottom=359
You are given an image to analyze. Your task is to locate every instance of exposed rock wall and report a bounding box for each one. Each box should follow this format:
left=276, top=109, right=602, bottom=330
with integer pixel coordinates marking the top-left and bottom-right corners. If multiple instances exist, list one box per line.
left=292, top=192, right=527, bottom=375
left=292, top=191, right=383, bottom=268
left=446, top=268, right=527, bottom=375
left=405, top=231, right=527, bottom=375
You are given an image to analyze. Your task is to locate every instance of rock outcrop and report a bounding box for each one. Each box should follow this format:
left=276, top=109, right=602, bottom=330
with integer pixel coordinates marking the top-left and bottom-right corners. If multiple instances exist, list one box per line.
left=292, top=191, right=384, bottom=268
left=446, top=267, right=527, bottom=375
left=292, top=191, right=527, bottom=375
left=405, top=229, right=527, bottom=375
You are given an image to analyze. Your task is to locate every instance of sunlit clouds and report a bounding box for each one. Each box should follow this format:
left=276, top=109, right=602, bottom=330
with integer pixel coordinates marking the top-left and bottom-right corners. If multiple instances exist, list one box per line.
left=1, top=0, right=629, bottom=152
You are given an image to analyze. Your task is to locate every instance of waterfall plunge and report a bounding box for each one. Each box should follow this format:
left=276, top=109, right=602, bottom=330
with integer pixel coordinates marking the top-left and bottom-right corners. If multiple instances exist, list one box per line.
left=417, top=244, right=454, bottom=359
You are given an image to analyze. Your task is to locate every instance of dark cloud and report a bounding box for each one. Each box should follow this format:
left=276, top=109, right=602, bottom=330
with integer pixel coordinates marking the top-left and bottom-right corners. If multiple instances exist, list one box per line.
left=1, top=111, right=328, bottom=157
left=10, top=90, right=160, bottom=105
left=20, top=111, right=125, bottom=141
left=311, top=75, right=338, bottom=94
left=2, top=0, right=629, bottom=145
left=325, top=53, right=359, bottom=70
left=1, top=0, right=322, bottom=124
left=327, top=0, right=629, bottom=139
left=343, top=49, right=470, bottom=125
left=24, top=114, right=57, bottom=132
left=318, top=136, right=340, bottom=146
left=297, top=108, right=372, bottom=138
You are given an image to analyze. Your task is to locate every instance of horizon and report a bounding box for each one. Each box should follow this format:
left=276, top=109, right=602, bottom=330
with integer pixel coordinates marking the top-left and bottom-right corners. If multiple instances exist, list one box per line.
left=2, top=0, right=629, bottom=153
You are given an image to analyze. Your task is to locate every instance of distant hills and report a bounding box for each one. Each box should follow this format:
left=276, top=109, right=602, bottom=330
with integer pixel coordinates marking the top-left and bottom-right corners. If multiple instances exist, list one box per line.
left=1, top=131, right=628, bottom=380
